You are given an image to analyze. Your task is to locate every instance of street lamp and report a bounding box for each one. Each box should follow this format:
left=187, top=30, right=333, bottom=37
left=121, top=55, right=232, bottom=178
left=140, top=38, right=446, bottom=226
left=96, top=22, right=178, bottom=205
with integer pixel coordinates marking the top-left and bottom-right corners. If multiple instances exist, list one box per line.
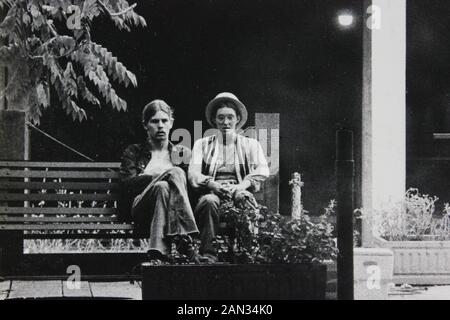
left=337, top=11, right=355, bottom=28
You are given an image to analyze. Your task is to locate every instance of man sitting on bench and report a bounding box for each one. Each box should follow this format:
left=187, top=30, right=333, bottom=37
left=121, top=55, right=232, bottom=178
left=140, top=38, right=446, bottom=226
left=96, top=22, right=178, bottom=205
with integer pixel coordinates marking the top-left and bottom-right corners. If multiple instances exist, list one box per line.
left=188, top=92, right=270, bottom=263
left=119, top=99, right=204, bottom=263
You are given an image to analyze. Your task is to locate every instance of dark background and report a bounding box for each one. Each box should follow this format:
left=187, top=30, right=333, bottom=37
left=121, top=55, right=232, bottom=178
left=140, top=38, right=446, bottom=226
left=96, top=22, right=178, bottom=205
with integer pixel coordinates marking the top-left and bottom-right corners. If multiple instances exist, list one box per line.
left=32, top=0, right=364, bottom=215
left=407, top=0, right=450, bottom=209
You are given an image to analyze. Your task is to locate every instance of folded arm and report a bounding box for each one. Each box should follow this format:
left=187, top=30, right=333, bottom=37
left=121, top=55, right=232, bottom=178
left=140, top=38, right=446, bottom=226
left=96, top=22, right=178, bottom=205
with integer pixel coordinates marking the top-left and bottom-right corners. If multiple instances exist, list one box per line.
left=188, top=139, right=213, bottom=190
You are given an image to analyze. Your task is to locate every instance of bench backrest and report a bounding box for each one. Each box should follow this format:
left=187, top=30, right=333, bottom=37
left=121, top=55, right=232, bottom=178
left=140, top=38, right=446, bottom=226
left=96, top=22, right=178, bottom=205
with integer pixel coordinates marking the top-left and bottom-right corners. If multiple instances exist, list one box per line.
left=0, top=162, right=125, bottom=231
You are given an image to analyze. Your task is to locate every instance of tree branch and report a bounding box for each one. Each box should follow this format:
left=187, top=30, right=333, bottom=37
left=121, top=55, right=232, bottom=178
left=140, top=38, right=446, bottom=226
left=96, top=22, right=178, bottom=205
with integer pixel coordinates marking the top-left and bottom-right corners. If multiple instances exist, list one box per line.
left=96, top=0, right=137, bottom=17
left=54, top=40, right=87, bottom=59
left=46, top=20, right=57, bottom=37
left=28, top=54, right=44, bottom=60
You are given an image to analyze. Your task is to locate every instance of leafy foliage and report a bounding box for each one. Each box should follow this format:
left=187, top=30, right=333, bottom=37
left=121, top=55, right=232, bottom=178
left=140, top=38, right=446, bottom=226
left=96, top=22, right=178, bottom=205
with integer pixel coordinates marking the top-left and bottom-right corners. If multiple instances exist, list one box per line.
left=217, top=201, right=338, bottom=264
left=0, top=0, right=146, bottom=124
left=368, top=188, right=450, bottom=241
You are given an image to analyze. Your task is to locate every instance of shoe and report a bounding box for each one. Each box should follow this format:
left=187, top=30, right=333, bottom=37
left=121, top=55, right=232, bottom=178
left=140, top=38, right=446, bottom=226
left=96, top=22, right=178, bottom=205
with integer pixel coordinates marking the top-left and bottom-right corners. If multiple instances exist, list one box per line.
left=201, top=253, right=219, bottom=264
left=146, top=249, right=172, bottom=263
left=174, top=235, right=193, bottom=254
left=175, top=235, right=209, bottom=264
left=187, top=250, right=210, bottom=264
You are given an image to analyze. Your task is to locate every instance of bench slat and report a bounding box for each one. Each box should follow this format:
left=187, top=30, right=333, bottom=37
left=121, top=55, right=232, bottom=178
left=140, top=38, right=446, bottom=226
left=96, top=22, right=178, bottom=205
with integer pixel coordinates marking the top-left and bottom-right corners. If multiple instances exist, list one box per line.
left=0, top=207, right=118, bottom=214
left=23, top=232, right=136, bottom=239
left=0, top=169, right=119, bottom=179
left=0, top=224, right=134, bottom=230
left=0, top=162, right=121, bottom=168
left=0, top=193, right=118, bottom=201
left=0, top=217, right=118, bottom=223
left=0, top=182, right=120, bottom=190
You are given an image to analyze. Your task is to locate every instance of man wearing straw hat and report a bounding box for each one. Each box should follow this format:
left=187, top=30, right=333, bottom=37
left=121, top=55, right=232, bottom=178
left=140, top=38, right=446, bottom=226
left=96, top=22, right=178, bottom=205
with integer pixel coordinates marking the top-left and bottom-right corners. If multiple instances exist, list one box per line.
left=189, top=92, right=270, bottom=262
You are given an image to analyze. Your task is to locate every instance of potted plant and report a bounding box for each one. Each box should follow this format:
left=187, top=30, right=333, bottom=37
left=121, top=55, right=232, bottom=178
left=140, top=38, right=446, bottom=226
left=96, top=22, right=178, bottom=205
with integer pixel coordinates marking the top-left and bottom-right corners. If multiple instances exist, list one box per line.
left=141, top=202, right=338, bottom=300
left=367, top=188, right=450, bottom=285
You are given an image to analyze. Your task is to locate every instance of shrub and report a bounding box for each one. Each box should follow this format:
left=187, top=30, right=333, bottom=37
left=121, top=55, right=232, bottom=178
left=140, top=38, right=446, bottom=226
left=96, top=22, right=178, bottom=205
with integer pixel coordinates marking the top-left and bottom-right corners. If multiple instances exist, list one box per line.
left=217, top=201, right=338, bottom=264
left=369, top=188, right=450, bottom=241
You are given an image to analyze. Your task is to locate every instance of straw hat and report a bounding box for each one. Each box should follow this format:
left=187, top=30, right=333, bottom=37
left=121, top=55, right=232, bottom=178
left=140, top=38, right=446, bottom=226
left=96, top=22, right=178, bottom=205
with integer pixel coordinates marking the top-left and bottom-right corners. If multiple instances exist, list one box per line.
left=205, top=92, right=248, bottom=129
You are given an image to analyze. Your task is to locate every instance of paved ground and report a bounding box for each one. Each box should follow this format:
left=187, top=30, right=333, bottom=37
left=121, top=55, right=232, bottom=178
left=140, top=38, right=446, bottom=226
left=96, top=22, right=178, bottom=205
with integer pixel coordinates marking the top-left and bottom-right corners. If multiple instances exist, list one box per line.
left=388, top=285, right=450, bottom=300
left=0, top=280, right=142, bottom=300
left=1, top=279, right=449, bottom=300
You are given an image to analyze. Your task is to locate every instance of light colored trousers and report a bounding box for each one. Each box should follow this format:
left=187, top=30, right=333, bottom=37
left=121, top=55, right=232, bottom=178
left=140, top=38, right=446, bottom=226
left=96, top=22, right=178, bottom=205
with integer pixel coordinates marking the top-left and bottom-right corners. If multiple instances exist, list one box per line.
left=194, top=190, right=257, bottom=255
left=131, top=167, right=199, bottom=255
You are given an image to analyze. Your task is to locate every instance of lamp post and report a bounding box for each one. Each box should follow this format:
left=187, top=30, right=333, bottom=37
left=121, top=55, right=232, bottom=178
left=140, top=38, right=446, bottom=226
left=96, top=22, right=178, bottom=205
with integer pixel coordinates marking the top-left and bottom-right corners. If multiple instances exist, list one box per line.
left=336, top=129, right=355, bottom=300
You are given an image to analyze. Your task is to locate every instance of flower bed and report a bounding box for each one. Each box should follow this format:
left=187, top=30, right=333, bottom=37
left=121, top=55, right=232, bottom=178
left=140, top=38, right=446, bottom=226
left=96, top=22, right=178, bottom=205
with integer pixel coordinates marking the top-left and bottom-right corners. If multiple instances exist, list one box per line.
left=142, top=263, right=327, bottom=300
left=142, top=201, right=337, bottom=300
left=373, top=235, right=450, bottom=285
left=368, top=189, right=450, bottom=284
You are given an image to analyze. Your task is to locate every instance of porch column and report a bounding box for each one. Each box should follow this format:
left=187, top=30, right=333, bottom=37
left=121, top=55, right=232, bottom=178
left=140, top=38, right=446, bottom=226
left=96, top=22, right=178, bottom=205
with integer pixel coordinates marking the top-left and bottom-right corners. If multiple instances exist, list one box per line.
left=362, top=0, right=406, bottom=246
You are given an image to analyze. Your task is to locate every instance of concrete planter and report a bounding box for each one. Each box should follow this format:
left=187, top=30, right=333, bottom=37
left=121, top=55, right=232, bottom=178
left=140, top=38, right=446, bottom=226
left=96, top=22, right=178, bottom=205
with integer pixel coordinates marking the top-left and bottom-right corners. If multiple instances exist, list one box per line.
left=374, top=235, right=450, bottom=285
left=353, top=247, right=394, bottom=300
left=141, top=263, right=327, bottom=300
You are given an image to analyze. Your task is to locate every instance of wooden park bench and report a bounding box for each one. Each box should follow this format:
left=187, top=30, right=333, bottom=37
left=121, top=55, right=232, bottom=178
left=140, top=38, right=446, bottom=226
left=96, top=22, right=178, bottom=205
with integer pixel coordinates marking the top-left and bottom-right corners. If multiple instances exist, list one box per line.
left=0, top=161, right=145, bottom=278
left=0, top=113, right=280, bottom=278
left=0, top=161, right=278, bottom=279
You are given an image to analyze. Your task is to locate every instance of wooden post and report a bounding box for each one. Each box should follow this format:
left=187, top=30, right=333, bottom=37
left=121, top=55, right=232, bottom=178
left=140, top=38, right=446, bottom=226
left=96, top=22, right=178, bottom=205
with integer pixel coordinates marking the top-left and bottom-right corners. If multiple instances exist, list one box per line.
left=0, top=6, right=6, bottom=111
left=0, top=111, right=26, bottom=275
left=336, top=129, right=354, bottom=300
left=289, top=172, right=304, bottom=219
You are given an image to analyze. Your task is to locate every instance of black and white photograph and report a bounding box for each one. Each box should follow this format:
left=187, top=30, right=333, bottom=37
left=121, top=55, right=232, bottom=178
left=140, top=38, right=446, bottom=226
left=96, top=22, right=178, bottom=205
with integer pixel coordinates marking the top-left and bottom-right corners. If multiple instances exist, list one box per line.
left=0, top=0, right=449, bottom=304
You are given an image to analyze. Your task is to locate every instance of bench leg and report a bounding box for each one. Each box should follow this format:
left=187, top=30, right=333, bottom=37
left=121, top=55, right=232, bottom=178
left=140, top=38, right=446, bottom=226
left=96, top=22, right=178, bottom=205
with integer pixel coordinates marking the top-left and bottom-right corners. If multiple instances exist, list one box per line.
left=0, top=231, right=23, bottom=276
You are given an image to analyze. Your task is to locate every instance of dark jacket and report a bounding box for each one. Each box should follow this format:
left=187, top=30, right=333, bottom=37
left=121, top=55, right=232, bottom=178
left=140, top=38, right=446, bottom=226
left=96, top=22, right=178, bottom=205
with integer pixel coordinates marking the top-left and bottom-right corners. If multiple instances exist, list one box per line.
left=118, top=141, right=191, bottom=222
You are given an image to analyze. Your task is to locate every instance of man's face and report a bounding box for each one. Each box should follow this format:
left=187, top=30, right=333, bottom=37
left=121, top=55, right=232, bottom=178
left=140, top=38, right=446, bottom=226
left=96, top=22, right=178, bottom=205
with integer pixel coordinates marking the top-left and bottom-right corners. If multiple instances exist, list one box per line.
left=144, top=110, right=173, bottom=142
left=215, top=107, right=240, bottom=134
